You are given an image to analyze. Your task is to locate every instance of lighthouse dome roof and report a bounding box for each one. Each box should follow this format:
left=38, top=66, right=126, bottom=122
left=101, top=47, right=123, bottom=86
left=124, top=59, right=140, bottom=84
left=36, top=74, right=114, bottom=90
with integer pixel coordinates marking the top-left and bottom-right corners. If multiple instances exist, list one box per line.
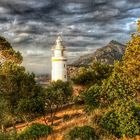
left=54, top=36, right=65, bottom=50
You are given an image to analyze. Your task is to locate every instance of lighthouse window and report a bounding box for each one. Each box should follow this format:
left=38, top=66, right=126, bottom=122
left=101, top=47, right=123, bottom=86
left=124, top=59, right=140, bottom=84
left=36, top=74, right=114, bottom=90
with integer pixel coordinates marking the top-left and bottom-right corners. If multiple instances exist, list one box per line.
left=64, top=75, right=66, bottom=78
left=64, top=64, right=66, bottom=68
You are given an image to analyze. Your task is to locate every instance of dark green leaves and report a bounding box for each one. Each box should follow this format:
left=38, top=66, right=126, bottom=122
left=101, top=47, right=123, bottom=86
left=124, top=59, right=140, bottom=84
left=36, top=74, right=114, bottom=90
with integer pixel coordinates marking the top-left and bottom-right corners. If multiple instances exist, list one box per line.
left=66, top=126, right=98, bottom=140
left=17, top=123, right=52, bottom=140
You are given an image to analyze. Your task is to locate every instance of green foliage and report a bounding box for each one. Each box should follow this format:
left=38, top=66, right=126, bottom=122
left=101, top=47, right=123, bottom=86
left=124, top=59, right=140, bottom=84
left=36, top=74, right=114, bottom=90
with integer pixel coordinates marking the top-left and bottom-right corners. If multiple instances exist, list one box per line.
left=0, top=131, right=10, bottom=140
left=72, top=67, right=94, bottom=86
left=0, top=130, right=18, bottom=140
left=65, top=126, right=98, bottom=140
left=2, top=49, right=23, bottom=64
left=45, top=80, right=72, bottom=111
left=99, top=20, right=140, bottom=107
left=0, top=36, right=12, bottom=50
left=123, top=35, right=140, bottom=83
left=138, top=20, right=140, bottom=32
left=0, top=98, right=9, bottom=125
left=133, top=104, right=140, bottom=125
left=98, top=21, right=140, bottom=138
left=0, top=36, right=22, bottom=64
left=121, top=20, right=140, bottom=85
left=0, top=36, right=45, bottom=130
left=99, top=105, right=140, bottom=138
left=0, top=97, right=15, bottom=132
left=0, top=61, right=25, bottom=76
left=81, top=84, right=101, bottom=112
left=17, top=123, right=52, bottom=140
left=45, top=80, right=73, bottom=124
left=100, top=64, right=137, bottom=106
left=0, top=61, right=45, bottom=128
left=16, top=96, right=45, bottom=119
left=78, top=20, right=140, bottom=139
left=0, top=63, right=27, bottom=105
left=72, top=62, right=113, bottom=86
left=63, top=115, right=70, bottom=122
left=48, top=80, right=73, bottom=102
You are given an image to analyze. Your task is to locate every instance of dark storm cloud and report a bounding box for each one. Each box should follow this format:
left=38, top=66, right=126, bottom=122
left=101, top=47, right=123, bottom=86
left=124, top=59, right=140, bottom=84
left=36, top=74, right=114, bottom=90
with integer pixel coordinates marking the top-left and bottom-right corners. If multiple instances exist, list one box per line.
left=0, top=0, right=139, bottom=74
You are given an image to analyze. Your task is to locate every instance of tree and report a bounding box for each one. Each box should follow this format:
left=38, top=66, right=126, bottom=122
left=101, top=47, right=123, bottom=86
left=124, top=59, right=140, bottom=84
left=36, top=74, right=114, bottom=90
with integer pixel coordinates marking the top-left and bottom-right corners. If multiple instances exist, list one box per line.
left=72, top=62, right=113, bottom=86
left=0, top=36, right=12, bottom=50
left=0, top=61, right=44, bottom=130
left=0, top=36, right=22, bottom=64
left=98, top=20, right=140, bottom=138
left=81, top=84, right=101, bottom=112
left=100, top=20, right=140, bottom=106
left=100, top=62, right=137, bottom=107
left=0, top=36, right=45, bottom=133
left=44, top=80, right=73, bottom=125
left=1, top=49, right=22, bottom=64
left=122, top=29, right=140, bottom=83
left=99, top=101, right=140, bottom=138
left=138, top=20, right=140, bottom=32
left=16, top=96, right=45, bottom=123
left=0, top=97, right=10, bottom=132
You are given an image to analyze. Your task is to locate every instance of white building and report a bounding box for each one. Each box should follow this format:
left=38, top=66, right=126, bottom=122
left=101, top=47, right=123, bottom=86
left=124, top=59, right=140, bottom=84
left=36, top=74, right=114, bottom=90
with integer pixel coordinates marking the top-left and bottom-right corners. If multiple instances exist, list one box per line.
left=51, top=36, right=67, bottom=82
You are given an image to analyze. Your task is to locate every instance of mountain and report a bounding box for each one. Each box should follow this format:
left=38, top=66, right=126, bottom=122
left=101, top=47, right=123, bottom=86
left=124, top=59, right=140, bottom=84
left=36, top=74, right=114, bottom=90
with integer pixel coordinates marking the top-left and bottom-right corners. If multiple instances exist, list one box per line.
left=71, top=40, right=126, bottom=66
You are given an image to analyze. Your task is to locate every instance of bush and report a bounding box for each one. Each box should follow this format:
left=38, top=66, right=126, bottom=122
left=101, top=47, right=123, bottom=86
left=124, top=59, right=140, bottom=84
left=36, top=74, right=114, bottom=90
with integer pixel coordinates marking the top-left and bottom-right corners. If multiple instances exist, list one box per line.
left=63, top=115, right=70, bottom=122
left=72, top=62, right=113, bottom=86
left=0, top=132, right=10, bottom=140
left=0, top=130, right=18, bottom=140
left=133, top=104, right=140, bottom=125
left=99, top=109, right=140, bottom=138
left=17, top=123, right=52, bottom=140
left=65, top=126, right=98, bottom=140
left=81, top=84, right=101, bottom=112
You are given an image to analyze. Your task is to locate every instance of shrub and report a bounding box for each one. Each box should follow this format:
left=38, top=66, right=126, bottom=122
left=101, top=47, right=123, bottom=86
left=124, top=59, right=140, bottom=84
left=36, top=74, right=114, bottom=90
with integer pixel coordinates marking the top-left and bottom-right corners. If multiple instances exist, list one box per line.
left=99, top=109, right=140, bottom=138
left=72, top=62, right=113, bottom=86
left=0, top=132, right=10, bottom=140
left=81, top=84, right=101, bottom=112
left=17, top=123, right=52, bottom=140
left=63, top=115, right=70, bottom=122
left=0, top=130, right=18, bottom=140
left=65, top=126, right=98, bottom=140
left=133, top=104, right=140, bottom=125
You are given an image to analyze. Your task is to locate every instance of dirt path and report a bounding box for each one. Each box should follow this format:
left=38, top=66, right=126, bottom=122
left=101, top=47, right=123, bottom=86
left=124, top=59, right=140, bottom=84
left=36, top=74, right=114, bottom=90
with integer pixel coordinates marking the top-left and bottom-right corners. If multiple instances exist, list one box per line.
left=10, top=106, right=140, bottom=140
left=13, top=106, right=88, bottom=140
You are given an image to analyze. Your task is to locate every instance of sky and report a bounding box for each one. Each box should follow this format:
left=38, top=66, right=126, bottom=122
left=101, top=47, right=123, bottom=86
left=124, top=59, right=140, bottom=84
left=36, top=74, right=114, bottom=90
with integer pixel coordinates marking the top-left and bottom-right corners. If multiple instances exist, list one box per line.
left=0, top=0, right=139, bottom=74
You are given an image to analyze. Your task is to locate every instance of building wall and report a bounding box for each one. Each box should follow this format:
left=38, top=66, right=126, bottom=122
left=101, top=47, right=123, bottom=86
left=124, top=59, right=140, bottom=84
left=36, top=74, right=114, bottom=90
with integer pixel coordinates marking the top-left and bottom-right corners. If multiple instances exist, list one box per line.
left=52, top=58, right=67, bottom=81
left=54, top=49, right=63, bottom=57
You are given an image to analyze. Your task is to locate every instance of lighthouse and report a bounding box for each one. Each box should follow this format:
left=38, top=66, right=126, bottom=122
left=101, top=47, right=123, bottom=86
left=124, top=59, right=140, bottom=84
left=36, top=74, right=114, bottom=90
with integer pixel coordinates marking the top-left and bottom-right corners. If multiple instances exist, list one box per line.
left=51, top=36, right=67, bottom=82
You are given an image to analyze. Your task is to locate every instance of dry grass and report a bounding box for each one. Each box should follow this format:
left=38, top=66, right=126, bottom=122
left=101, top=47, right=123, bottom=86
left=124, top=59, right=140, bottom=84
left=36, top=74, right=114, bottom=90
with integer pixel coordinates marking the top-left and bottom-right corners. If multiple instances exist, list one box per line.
left=14, top=105, right=86, bottom=133
left=9, top=105, right=140, bottom=140
left=47, top=116, right=89, bottom=140
left=12, top=105, right=92, bottom=140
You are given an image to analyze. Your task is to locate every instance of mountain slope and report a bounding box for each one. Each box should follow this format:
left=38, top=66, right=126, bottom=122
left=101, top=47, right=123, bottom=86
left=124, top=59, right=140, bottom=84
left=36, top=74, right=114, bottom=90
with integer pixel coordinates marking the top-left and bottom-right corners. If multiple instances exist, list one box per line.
left=72, top=40, right=126, bottom=66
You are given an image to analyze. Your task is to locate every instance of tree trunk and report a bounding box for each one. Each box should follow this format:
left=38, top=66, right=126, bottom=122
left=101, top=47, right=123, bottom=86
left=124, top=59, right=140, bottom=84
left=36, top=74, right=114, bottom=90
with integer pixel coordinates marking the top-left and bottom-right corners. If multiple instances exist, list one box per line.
left=43, top=115, right=48, bottom=125
left=50, top=109, right=54, bottom=125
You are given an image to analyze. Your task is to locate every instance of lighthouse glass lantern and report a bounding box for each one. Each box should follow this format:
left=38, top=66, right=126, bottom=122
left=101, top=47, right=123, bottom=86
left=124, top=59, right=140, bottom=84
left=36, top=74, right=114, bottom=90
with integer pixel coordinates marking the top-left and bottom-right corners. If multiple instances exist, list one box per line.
left=51, top=36, right=67, bottom=81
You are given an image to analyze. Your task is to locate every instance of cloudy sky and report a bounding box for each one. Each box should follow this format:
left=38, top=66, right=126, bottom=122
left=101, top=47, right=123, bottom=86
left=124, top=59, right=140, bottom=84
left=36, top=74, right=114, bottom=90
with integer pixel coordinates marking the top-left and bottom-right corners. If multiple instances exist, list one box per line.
left=0, top=0, right=139, bottom=74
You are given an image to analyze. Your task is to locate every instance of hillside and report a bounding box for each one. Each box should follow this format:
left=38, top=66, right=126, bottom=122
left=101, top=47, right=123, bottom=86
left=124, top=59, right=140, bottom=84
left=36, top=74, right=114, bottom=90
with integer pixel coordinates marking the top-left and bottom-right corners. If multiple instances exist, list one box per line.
left=72, top=40, right=126, bottom=66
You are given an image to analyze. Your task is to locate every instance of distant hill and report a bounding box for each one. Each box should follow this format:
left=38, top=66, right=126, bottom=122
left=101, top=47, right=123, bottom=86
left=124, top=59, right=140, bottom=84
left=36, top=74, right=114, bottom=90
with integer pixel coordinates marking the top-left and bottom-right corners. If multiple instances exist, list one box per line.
left=71, top=40, right=126, bottom=66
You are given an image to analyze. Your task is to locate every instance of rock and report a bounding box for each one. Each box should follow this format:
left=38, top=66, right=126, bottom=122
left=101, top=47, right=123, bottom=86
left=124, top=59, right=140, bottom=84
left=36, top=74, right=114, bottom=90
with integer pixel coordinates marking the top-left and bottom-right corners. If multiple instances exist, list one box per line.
left=67, top=40, right=126, bottom=79
left=71, top=40, right=126, bottom=66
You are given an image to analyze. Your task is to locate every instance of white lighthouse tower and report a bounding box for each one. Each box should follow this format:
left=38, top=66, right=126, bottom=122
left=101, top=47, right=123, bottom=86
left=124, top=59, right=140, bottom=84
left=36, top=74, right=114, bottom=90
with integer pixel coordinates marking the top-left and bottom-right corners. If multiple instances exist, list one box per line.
left=51, top=36, right=67, bottom=82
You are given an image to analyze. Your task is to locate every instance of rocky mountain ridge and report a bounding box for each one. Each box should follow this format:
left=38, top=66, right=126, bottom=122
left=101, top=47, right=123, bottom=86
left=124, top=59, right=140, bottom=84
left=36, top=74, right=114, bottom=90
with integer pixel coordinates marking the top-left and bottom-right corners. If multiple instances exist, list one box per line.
left=71, top=40, right=126, bottom=66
